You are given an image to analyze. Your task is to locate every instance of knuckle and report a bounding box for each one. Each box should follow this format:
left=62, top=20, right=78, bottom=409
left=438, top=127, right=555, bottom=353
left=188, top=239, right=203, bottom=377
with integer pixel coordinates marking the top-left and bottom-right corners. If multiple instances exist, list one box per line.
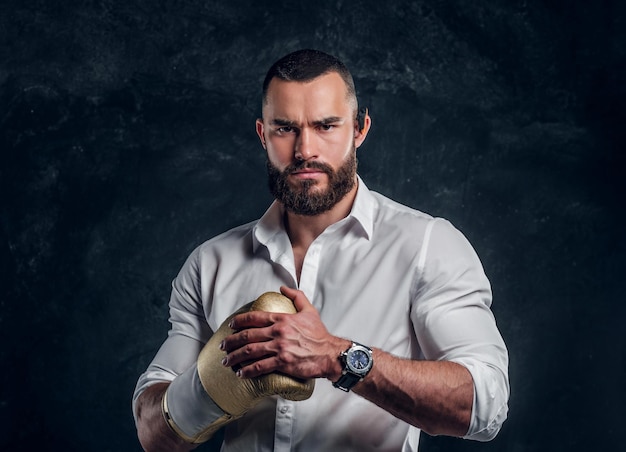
left=275, top=354, right=289, bottom=367
left=275, top=346, right=294, bottom=365
left=273, top=323, right=290, bottom=338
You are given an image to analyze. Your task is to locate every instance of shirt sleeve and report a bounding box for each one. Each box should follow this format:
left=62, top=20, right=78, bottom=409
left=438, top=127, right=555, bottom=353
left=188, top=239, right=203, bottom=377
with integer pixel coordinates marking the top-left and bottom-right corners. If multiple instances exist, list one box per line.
left=410, top=218, right=510, bottom=441
left=132, top=246, right=212, bottom=421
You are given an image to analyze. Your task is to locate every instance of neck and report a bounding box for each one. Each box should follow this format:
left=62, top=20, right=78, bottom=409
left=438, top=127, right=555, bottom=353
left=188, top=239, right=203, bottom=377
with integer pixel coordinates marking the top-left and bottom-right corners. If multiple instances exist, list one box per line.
left=283, top=178, right=358, bottom=250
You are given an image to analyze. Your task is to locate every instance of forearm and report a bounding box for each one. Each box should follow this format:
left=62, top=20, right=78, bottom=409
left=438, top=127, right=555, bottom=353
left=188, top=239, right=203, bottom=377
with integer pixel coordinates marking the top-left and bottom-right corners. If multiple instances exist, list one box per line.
left=338, top=348, right=474, bottom=437
left=221, top=287, right=486, bottom=437
left=135, top=383, right=198, bottom=452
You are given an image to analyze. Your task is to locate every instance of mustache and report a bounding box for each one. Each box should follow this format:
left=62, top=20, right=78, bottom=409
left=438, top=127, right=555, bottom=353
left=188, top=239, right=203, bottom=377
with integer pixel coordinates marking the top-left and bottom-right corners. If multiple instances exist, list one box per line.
left=284, top=160, right=333, bottom=175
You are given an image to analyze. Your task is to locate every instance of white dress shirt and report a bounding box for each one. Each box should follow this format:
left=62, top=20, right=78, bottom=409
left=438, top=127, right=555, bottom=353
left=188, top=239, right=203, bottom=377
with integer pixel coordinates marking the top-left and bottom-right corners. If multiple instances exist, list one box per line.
left=133, top=177, right=509, bottom=451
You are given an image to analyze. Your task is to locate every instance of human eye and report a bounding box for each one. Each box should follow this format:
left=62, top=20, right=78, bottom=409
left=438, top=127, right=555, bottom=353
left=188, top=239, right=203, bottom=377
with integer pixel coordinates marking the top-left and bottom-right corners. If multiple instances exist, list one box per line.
left=317, top=122, right=341, bottom=133
left=276, top=126, right=295, bottom=134
left=317, top=118, right=342, bottom=132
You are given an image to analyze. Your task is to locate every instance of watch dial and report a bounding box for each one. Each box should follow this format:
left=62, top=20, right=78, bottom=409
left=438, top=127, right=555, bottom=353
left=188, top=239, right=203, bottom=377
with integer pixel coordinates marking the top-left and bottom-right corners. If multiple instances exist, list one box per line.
left=349, top=350, right=369, bottom=370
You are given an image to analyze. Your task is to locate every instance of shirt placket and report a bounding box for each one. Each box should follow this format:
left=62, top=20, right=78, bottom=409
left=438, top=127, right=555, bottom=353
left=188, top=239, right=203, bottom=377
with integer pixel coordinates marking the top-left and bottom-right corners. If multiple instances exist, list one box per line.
left=274, top=398, right=295, bottom=452
left=273, top=237, right=324, bottom=449
left=297, top=238, right=322, bottom=301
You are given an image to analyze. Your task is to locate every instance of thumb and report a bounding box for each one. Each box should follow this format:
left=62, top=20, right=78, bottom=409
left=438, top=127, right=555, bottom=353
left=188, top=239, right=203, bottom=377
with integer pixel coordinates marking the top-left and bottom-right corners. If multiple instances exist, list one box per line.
left=280, top=286, right=314, bottom=313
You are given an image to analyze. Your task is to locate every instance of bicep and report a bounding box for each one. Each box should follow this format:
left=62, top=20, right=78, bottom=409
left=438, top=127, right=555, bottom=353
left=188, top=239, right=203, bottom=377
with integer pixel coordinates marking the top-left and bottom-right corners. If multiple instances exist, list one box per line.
left=411, top=218, right=504, bottom=364
left=410, top=218, right=509, bottom=440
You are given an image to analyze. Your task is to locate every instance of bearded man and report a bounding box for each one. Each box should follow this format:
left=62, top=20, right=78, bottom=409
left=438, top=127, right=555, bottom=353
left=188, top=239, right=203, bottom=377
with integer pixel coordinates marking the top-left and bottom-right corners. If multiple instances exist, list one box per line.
left=133, top=49, right=509, bottom=452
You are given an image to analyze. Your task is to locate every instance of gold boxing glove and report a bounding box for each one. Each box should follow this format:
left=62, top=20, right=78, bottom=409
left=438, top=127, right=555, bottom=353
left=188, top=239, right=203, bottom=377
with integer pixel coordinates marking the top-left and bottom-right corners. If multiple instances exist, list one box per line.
left=163, top=292, right=315, bottom=443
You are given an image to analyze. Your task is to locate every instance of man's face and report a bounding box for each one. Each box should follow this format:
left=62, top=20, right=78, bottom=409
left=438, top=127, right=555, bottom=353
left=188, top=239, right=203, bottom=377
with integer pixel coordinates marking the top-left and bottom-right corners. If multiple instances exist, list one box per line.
left=256, top=72, right=369, bottom=215
left=266, top=146, right=357, bottom=216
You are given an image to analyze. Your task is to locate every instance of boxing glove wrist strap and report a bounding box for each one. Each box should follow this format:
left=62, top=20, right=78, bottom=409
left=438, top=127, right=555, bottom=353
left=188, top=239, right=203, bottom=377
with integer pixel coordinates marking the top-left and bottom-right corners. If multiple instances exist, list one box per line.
left=162, top=363, right=233, bottom=443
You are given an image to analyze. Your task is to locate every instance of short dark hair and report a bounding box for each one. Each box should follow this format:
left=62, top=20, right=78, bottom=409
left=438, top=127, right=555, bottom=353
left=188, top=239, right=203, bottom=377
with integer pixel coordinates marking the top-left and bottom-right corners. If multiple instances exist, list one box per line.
left=262, top=49, right=357, bottom=106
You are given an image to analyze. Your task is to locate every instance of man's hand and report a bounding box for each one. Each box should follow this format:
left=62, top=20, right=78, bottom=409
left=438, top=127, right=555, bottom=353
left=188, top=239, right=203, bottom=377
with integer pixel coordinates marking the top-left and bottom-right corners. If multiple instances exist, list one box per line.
left=221, top=286, right=348, bottom=381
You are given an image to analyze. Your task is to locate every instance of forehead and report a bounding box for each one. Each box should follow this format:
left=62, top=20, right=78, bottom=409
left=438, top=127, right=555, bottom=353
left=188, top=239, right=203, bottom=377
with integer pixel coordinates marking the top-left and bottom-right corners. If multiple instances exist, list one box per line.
left=263, top=72, right=355, bottom=117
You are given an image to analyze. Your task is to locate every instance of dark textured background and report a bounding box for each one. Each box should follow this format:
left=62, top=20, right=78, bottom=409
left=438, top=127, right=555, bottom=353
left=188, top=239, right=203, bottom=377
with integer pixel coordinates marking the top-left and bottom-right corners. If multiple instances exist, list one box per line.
left=1, top=1, right=624, bottom=451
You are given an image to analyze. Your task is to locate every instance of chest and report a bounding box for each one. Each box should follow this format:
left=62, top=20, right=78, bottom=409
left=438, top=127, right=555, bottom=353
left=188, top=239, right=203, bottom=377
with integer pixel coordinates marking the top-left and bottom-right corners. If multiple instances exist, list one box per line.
left=205, top=228, right=422, bottom=359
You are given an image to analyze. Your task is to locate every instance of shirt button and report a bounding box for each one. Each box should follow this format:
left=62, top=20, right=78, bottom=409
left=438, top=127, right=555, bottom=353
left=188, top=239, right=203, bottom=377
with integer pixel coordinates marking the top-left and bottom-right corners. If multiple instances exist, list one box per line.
left=279, top=405, right=289, bottom=414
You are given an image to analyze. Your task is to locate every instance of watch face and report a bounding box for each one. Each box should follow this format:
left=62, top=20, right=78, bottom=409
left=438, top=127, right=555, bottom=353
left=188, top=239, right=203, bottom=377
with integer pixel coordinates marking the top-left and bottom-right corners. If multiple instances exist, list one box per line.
left=347, top=347, right=372, bottom=374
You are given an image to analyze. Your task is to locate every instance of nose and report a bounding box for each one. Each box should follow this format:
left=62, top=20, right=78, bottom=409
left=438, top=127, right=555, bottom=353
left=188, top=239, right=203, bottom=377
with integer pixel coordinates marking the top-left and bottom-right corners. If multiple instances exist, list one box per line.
left=294, top=128, right=317, bottom=161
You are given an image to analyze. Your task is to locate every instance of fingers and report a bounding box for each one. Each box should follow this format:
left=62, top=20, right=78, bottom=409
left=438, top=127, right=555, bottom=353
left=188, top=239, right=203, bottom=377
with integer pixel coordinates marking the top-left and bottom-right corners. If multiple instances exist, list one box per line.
left=221, top=329, right=288, bottom=378
left=228, top=310, right=275, bottom=330
left=220, top=340, right=272, bottom=373
left=221, top=324, right=272, bottom=354
left=221, top=288, right=319, bottom=378
left=279, top=285, right=299, bottom=299
left=231, top=355, right=284, bottom=379
left=280, top=286, right=314, bottom=313
left=220, top=314, right=284, bottom=371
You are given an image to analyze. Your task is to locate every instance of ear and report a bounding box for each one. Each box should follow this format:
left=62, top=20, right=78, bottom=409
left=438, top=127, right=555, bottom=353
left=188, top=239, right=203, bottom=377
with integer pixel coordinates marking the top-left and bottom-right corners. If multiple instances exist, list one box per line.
left=256, top=118, right=266, bottom=149
left=354, top=110, right=371, bottom=149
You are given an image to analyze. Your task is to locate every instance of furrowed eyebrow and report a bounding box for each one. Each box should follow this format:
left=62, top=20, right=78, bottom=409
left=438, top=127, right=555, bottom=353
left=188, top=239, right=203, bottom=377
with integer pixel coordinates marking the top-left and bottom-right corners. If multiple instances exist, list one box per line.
left=313, top=116, right=344, bottom=126
left=269, top=116, right=345, bottom=128
left=270, top=118, right=297, bottom=127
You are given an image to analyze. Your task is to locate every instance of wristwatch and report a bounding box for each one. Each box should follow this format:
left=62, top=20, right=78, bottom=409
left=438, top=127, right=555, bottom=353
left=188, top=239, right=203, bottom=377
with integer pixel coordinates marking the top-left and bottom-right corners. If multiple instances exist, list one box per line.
left=333, top=342, right=373, bottom=392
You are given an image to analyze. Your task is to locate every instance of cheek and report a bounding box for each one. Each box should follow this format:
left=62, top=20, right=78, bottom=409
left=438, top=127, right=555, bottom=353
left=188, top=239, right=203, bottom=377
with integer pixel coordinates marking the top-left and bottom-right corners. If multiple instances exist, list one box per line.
left=266, top=140, right=293, bottom=167
left=325, top=134, right=355, bottom=160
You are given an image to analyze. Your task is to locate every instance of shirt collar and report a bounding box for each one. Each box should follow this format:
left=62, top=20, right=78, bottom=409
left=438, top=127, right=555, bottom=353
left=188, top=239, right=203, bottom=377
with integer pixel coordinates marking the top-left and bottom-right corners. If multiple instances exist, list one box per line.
left=252, top=175, right=375, bottom=253
left=349, top=175, right=375, bottom=240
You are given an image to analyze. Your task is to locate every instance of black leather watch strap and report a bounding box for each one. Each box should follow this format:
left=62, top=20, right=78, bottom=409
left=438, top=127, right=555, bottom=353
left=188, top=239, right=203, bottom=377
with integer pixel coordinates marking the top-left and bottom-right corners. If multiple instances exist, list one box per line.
left=333, top=372, right=362, bottom=392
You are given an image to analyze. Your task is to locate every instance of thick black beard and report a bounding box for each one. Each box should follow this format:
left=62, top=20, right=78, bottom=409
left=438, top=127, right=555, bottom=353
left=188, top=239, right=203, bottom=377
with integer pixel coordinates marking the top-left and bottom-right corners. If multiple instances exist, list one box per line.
left=266, top=150, right=357, bottom=216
